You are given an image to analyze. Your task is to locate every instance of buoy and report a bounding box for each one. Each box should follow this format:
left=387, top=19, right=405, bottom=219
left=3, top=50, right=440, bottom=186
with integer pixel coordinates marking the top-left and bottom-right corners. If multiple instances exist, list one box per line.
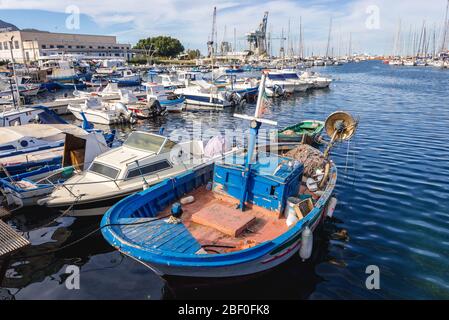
left=180, top=195, right=195, bottom=205
left=326, top=197, right=337, bottom=218
left=299, top=227, right=313, bottom=261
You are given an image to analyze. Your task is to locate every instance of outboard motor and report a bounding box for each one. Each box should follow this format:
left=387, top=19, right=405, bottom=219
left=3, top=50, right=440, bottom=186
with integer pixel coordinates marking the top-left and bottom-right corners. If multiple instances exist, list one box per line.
left=114, top=102, right=136, bottom=124
left=273, top=84, right=285, bottom=97
left=148, top=99, right=167, bottom=117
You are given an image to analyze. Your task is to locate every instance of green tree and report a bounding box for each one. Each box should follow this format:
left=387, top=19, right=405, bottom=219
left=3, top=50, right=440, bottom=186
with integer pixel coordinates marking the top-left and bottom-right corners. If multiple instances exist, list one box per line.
left=186, top=49, right=201, bottom=60
left=134, top=36, right=184, bottom=58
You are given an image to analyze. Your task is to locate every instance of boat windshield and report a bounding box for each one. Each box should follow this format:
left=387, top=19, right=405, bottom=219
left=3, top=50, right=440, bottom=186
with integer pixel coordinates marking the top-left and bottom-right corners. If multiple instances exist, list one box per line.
left=282, top=73, right=299, bottom=79
left=268, top=74, right=286, bottom=80
left=89, top=162, right=120, bottom=179
left=124, top=131, right=176, bottom=153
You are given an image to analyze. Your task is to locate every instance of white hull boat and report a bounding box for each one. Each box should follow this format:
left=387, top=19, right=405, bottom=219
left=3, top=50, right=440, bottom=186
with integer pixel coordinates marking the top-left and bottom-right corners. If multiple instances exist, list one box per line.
left=39, top=131, right=239, bottom=216
left=68, top=98, right=136, bottom=125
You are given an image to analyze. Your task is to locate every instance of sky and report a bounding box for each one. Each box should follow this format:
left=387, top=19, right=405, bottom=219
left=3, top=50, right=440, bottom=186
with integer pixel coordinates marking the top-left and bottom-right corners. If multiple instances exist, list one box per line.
left=0, top=0, right=448, bottom=55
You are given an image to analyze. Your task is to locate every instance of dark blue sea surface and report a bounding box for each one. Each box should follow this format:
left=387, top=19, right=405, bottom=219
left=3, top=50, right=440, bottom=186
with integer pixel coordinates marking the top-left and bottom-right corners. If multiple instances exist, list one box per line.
left=1, top=61, right=448, bottom=299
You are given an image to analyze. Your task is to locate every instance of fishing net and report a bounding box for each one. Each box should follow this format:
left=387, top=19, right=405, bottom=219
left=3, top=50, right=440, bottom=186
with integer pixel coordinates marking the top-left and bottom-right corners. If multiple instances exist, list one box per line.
left=284, top=144, right=327, bottom=177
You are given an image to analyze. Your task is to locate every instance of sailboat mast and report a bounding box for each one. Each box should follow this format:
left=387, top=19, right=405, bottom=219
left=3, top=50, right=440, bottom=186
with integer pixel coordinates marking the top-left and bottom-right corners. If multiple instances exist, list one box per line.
left=325, top=17, right=333, bottom=58
left=440, top=0, right=449, bottom=52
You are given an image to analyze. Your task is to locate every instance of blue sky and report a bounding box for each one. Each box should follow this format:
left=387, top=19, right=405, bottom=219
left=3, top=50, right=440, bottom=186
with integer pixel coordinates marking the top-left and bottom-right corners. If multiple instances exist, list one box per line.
left=1, top=0, right=448, bottom=55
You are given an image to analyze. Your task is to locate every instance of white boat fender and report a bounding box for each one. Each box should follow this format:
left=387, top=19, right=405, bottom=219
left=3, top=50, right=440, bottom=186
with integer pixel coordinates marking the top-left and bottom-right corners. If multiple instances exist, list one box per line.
left=299, top=226, right=313, bottom=261
left=180, top=195, right=195, bottom=205
left=326, top=197, right=337, bottom=218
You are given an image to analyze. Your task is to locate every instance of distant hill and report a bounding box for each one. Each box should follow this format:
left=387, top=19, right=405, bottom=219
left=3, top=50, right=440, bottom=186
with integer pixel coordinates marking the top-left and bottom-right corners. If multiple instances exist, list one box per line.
left=0, top=20, right=20, bottom=32
left=21, top=28, right=49, bottom=33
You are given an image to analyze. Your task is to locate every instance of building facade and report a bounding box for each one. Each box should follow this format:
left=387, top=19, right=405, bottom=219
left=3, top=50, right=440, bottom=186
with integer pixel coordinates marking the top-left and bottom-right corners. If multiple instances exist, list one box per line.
left=0, top=29, right=132, bottom=63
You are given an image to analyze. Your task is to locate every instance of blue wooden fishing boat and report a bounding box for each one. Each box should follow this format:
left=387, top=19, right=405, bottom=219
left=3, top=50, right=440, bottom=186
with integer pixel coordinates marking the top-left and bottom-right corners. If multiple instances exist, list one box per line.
left=101, top=74, right=357, bottom=278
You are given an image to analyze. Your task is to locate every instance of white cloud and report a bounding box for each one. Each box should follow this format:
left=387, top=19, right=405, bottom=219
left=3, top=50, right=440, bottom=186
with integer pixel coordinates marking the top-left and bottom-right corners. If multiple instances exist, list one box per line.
left=1, top=0, right=448, bottom=54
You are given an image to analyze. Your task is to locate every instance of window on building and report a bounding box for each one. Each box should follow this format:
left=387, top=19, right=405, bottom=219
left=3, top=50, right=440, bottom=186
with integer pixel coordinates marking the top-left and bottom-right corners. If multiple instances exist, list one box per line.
left=57, top=45, right=64, bottom=49
left=0, top=43, right=2, bottom=50
left=14, top=41, right=19, bottom=49
left=50, top=45, right=54, bottom=48
left=41, top=44, right=46, bottom=49
left=89, top=46, right=93, bottom=49
left=68, top=45, right=72, bottom=49
left=4, top=42, right=8, bottom=50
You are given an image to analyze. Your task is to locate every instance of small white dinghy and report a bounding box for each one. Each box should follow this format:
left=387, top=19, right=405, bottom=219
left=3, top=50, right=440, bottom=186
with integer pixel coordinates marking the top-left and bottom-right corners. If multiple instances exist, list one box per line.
left=68, top=97, right=136, bottom=125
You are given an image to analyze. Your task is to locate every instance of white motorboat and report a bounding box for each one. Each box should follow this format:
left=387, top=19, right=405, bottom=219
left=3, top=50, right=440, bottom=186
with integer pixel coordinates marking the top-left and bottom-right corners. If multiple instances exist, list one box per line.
left=174, top=80, right=235, bottom=110
left=116, top=88, right=167, bottom=118
left=265, top=71, right=297, bottom=94
left=403, top=60, right=416, bottom=66
left=0, top=123, right=110, bottom=176
left=68, top=97, right=137, bottom=125
left=0, top=129, right=110, bottom=210
left=0, top=105, right=67, bottom=127
left=39, top=131, right=239, bottom=216
left=299, top=71, right=332, bottom=89
left=389, top=59, right=403, bottom=66
left=143, top=83, right=185, bottom=113
left=279, top=70, right=311, bottom=92
left=160, top=74, right=185, bottom=90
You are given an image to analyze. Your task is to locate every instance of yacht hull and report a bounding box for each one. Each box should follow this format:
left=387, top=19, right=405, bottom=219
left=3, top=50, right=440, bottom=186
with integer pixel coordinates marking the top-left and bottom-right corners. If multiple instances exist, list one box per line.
left=68, top=106, right=123, bottom=125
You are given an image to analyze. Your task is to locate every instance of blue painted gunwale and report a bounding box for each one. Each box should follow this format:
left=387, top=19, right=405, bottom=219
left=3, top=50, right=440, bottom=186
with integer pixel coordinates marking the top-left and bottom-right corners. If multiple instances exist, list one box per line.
left=0, top=164, right=63, bottom=194
left=101, top=160, right=337, bottom=268
left=159, top=97, right=185, bottom=106
left=0, top=156, right=62, bottom=177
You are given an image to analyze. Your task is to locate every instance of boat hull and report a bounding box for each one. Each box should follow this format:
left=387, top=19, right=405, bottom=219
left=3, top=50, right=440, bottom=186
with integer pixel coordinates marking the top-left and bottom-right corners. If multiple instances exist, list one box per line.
left=101, top=151, right=337, bottom=279
left=121, top=206, right=325, bottom=278
left=183, top=95, right=232, bottom=110
left=68, top=106, right=124, bottom=125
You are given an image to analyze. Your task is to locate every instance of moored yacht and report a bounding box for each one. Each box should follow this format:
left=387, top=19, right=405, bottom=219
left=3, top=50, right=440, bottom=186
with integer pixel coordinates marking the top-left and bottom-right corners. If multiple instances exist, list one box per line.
left=265, top=71, right=296, bottom=94
left=174, top=80, right=236, bottom=110
left=279, top=70, right=311, bottom=92
left=299, top=71, right=332, bottom=89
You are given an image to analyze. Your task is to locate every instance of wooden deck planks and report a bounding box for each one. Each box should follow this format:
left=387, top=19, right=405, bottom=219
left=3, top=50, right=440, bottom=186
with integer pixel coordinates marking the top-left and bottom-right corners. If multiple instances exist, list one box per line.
left=120, top=218, right=201, bottom=254
left=0, top=220, right=30, bottom=257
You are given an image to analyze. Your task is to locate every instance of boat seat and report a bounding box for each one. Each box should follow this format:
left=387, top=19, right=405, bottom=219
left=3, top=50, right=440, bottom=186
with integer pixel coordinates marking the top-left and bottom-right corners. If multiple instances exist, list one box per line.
left=118, top=218, right=202, bottom=254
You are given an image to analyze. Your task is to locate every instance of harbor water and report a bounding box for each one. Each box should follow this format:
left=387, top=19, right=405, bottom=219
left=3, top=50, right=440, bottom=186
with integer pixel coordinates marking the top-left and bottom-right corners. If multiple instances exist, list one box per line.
left=1, top=60, right=448, bottom=299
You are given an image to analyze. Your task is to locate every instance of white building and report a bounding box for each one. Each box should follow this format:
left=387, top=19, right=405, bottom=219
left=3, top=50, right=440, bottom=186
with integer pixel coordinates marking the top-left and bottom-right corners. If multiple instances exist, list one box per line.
left=0, top=29, right=132, bottom=63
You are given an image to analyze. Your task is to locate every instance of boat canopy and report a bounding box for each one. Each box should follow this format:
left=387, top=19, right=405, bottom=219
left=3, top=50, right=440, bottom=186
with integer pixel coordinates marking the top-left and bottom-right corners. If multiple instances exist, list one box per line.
left=0, top=124, right=90, bottom=144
